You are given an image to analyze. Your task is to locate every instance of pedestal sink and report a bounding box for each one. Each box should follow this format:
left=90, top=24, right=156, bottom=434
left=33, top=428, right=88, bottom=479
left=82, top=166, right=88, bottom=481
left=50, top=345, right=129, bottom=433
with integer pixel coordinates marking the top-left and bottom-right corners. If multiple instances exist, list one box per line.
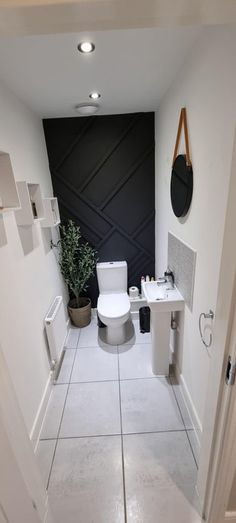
left=142, top=281, right=184, bottom=376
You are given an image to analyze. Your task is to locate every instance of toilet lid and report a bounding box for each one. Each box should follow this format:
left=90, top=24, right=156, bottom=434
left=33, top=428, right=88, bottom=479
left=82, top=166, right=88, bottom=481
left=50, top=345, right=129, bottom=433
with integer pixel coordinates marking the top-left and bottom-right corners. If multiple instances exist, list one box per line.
left=98, top=293, right=130, bottom=319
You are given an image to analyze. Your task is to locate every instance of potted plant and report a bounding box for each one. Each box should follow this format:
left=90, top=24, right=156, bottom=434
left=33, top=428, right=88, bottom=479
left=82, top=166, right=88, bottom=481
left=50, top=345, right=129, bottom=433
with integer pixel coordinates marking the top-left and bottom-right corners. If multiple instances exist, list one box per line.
left=52, top=219, right=97, bottom=328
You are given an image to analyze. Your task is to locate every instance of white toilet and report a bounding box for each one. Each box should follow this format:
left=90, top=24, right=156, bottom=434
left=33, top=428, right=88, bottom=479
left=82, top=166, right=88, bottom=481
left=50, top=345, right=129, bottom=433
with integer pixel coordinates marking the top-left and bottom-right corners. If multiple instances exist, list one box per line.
left=96, top=261, right=131, bottom=345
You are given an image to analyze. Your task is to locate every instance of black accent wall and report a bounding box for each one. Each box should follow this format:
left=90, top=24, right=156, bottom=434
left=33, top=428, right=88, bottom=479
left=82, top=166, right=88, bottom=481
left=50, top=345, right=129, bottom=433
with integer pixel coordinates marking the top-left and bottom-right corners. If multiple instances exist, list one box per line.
left=43, top=112, right=155, bottom=305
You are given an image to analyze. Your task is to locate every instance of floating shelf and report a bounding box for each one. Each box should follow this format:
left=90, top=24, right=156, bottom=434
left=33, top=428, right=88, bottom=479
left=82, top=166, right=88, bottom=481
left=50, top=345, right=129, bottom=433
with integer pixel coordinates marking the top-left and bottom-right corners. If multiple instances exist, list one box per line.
left=0, top=151, right=20, bottom=211
left=14, top=182, right=44, bottom=226
left=41, top=197, right=60, bottom=228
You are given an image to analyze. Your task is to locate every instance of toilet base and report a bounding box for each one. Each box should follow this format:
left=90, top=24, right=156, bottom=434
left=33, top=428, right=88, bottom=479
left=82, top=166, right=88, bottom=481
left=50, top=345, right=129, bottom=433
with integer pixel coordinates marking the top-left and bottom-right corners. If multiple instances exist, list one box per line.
left=106, top=323, right=126, bottom=345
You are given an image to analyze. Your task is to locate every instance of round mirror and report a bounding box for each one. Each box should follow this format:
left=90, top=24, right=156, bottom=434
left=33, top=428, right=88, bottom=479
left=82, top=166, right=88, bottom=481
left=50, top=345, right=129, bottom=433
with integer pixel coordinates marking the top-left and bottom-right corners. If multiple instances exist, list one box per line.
left=170, top=154, right=193, bottom=218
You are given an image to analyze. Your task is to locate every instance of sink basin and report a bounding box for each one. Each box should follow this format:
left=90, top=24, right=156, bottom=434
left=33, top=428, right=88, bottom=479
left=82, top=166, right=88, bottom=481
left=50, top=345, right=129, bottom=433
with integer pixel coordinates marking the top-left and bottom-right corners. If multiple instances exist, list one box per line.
left=142, top=281, right=184, bottom=312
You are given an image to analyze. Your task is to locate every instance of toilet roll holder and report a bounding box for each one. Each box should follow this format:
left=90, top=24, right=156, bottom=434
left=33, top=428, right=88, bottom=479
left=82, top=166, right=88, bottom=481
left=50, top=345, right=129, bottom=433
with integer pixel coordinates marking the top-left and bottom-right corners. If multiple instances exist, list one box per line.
left=199, top=309, right=214, bottom=348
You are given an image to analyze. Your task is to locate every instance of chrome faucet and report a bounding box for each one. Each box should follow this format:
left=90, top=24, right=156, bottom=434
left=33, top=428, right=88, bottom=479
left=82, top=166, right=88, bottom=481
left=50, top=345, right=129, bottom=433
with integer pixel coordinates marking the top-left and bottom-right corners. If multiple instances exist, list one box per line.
left=164, top=267, right=175, bottom=288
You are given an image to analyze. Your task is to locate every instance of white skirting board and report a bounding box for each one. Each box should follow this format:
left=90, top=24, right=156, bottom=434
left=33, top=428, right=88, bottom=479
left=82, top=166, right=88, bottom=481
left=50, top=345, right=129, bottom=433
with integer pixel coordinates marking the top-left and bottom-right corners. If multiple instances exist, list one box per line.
left=172, top=356, right=202, bottom=453
left=225, top=512, right=236, bottom=522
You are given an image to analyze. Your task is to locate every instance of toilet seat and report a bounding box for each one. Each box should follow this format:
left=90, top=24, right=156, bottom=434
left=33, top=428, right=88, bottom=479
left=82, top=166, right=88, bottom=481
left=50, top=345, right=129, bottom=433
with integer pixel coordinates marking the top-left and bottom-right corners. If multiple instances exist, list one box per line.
left=98, top=292, right=130, bottom=326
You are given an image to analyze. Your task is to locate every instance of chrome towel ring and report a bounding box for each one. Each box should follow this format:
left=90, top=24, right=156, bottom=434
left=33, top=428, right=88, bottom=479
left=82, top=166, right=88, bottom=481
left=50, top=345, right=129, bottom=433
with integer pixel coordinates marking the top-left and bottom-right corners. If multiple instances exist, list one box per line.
left=199, top=310, right=214, bottom=348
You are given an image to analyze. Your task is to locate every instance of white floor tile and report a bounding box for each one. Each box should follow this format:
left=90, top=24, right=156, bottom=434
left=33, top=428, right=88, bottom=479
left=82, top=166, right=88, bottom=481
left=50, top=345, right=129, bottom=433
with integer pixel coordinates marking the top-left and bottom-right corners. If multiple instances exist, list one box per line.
left=120, top=378, right=185, bottom=433
left=57, top=349, right=76, bottom=384
left=123, top=319, right=151, bottom=346
left=170, top=376, right=193, bottom=429
left=78, top=322, right=107, bottom=348
left=65, top=327, right=80, bottom=349
left=59, top=381, right=121, bottom=437
left=36, top=439, right=56, bottom=488
left=40, top=385, right=68, bottom=439
left=48, top=436, right=124, bottom=523
left=118, top=343, right=154, bottom=379
left=187, top=430, right=200, bottom=467
left=71, top=346, right=118, bottom=383
left=124, top=432, right=200, bottom=523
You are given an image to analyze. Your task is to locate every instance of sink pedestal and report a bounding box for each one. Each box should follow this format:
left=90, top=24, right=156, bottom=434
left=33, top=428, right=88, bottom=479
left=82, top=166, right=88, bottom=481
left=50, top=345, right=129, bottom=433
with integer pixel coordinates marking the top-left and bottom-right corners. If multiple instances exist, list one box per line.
left=151, top=311, right=171, bottom=375
left=142, top=280, right=184, bottom=377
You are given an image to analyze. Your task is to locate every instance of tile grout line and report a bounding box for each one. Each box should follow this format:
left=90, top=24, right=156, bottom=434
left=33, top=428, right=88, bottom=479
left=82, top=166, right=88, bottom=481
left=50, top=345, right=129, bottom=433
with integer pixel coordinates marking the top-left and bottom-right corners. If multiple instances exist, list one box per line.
left=185, top=430, right=199, bottom=470
left=40, top=427, right=188, bottom=442
left=55, top=375, right=168, bottom=386
left=46, top=332, right=78, bottom=490
left=117, top=346, right=128, bottom=523
left=169, top=376, right=198, bottom=469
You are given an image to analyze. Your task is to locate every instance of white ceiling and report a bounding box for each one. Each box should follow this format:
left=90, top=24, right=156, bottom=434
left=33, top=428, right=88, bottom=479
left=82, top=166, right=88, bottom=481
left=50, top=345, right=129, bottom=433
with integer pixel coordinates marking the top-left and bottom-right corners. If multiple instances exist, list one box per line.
left=0, top=26, right=201, bottom=117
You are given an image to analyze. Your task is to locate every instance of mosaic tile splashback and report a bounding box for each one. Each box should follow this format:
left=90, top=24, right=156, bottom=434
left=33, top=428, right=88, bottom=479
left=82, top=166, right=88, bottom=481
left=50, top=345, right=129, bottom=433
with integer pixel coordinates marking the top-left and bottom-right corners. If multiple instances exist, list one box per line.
left=168, top=232, right=196, bottom=310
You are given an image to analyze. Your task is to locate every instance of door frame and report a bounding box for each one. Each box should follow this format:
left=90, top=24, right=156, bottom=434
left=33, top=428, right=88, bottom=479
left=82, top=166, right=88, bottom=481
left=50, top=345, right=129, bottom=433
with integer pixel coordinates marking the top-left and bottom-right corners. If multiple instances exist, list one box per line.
left=197, top=127, right=236, bottom=521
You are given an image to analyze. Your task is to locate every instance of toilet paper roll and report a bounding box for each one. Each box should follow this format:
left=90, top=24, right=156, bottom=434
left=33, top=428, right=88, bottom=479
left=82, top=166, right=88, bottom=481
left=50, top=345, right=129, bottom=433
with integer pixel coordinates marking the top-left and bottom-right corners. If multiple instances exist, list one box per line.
left=129, top=286, right=139, bottom=299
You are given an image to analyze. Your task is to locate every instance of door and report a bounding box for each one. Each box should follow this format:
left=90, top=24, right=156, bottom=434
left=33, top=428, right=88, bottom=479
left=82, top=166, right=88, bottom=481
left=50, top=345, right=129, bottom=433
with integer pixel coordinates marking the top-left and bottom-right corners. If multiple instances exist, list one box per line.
left=0, top=343, right=53, bottom=523
left=0, top=419, right=42, bottom=523
left=205, top=284, right=236, bottom=523
left=196, top=128, right=236, bottom=520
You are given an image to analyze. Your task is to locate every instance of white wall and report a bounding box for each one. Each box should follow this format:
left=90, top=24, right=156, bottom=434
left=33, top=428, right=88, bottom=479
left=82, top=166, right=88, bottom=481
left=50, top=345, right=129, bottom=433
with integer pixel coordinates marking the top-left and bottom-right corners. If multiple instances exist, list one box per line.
left=155, top=25, right=236, bottom=427
left=0, top=80, right=67, bottom=435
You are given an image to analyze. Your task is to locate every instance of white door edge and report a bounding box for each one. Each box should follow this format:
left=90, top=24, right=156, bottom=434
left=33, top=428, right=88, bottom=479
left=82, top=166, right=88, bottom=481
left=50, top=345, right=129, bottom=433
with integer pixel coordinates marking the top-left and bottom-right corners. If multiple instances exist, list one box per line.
left=0, top=344, right=52, bottom=522
left=197, top=126, right=236, bottom=521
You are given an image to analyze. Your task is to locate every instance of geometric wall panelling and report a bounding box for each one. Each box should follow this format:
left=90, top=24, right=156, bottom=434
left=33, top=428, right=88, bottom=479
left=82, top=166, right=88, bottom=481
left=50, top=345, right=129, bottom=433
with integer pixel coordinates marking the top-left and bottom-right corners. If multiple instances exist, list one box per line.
left=134, top=213, right=155, bottom=258
left=52, top=173, right=111, bottom=242
left=168, top=231, right=196, bottom=310
left=43, top=112, right=155, bottom=305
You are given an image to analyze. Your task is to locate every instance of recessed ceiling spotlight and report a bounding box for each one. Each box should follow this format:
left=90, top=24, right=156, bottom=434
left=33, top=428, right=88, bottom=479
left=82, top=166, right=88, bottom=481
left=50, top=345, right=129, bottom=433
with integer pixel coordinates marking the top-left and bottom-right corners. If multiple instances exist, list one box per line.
left=75, top=103, right=99, bottom=116
left=77, top=41, right=95, bottom=54
left=89, top=92, right=101, bottom=100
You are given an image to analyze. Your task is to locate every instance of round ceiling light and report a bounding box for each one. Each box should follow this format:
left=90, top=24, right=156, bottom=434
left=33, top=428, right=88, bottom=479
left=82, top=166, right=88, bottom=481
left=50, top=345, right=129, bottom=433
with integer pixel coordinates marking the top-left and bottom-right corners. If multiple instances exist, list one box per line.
left=77, top=41, right=95, bottom=54
left=89, top=92, right=101, bottom=100
left=75, top=103, right=99, bottom=116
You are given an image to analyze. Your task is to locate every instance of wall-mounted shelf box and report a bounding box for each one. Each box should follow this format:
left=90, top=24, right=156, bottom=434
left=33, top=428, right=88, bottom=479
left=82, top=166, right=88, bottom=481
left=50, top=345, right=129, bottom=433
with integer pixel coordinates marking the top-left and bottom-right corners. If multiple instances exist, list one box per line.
left=14, top=182, right=44, bottom=226
left=0, top=152, right=20, bottom=211
left=41, top=198, right=60, bottom=228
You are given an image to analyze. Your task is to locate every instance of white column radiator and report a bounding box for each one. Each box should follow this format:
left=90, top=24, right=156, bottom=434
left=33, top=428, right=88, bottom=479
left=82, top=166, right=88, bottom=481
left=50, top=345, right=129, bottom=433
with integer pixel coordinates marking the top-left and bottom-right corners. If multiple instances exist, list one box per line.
left=45, top=296, right=67, bottom=370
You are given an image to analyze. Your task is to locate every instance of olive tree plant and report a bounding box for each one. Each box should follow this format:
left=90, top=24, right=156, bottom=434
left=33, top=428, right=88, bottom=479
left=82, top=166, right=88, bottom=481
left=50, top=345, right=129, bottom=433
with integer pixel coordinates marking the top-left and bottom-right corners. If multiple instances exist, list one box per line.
left=52, top=220, right=97, bottom=308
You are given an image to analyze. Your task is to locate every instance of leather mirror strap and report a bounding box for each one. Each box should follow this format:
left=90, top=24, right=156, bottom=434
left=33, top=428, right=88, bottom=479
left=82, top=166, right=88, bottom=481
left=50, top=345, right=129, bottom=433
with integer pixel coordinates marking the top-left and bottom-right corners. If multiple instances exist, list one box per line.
left=172, top=107, right=191, bottom=167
